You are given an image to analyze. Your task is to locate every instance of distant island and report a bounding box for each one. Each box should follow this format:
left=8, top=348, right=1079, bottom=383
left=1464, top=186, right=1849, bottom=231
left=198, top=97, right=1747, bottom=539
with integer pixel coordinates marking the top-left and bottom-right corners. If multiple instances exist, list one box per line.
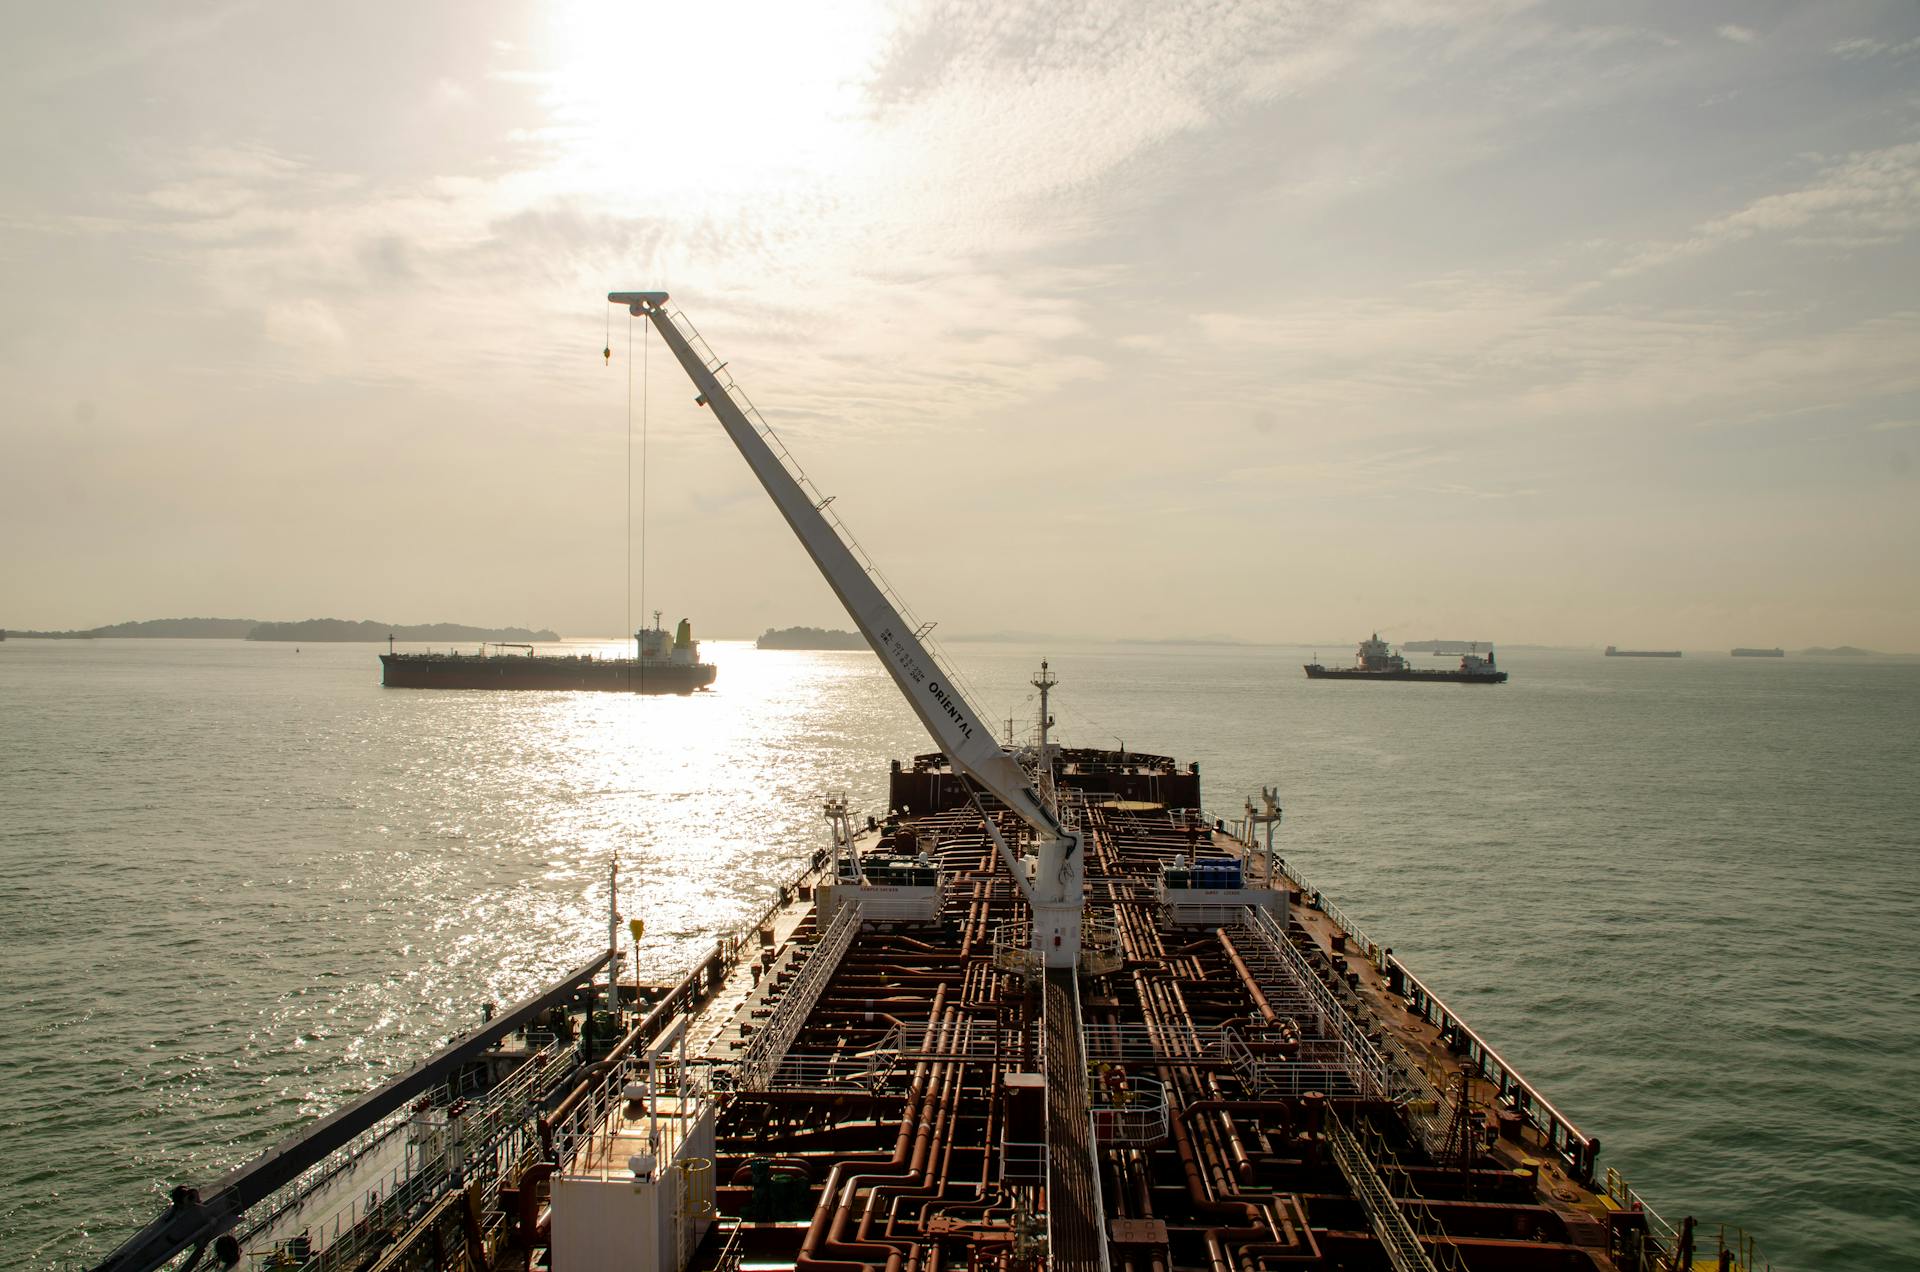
left=757, top=626, right=869, bottom=650
left=8, top=616, right=559, bottom=642
left=1798, top=645, right=1877, bottom=657
left=9, top=617, right=260, bottom=639
left=1115, top=636, right=1250, bottom=647
left=250, top=619, right=559, bottom=643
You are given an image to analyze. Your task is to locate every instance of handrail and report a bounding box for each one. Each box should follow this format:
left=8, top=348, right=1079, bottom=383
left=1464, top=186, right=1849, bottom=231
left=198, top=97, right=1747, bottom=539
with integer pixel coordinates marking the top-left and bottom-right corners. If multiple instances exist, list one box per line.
left=1390, top=958, right=1598, bottom=1181
left=991, top=919, right=1041, bottom=978
left=1605, top=1167, right=1679, bottom=1242
left=555, top=1042, right=713, bottom=1187
left=1251, top=850, right=1600, bottom=1183
left=1324, top=1112, right=1441, bottom=1272
left=767, top=1021, right=902, bottom=1093
left=1075, top=985, right=1116, bottom=1272
left=1088, top=1073, right=1168, bottom=1146
left=735, top=900, right=861, bottom=1090
left=93, top=952, right=610, bottom=1272
left=281, top=1038, right=566, bottom=1272
left=1236, top=908, right=1392, bottom=1098
left=712, top=1222, right=747, bottom=1272
left=1350, top=1118, right=1469, bottom=1272
left=234, top=1105, right=416, bottom=1252
left=1272, top=857, right=1386, bottom=963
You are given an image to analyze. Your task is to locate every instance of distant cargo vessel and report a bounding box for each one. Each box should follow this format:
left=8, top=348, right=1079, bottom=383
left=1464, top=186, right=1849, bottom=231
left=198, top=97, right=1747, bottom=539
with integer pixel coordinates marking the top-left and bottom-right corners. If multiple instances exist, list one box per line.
left=1731, top=647, right=1785, bottom=658
left=1306, top=633, right=1507, bottom=683
left=380, top=613, right=716, bottom=693
left=1605, top=646, right=1681, bottom=658
left=1401, top=638, right=1487, bottom=654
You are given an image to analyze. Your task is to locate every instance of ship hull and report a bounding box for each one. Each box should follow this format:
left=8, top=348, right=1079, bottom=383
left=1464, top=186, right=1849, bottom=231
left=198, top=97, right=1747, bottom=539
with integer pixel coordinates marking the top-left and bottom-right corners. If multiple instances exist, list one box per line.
left=380, top=653, right=716, bottom=693
left=1304, top=664, right=1507, bottom=683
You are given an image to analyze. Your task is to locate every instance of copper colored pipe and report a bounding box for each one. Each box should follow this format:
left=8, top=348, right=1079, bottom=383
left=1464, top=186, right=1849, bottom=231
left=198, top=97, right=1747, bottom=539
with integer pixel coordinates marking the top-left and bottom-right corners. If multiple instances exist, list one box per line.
left=727, top=1089, right=896, bottom=1110
left=1157, top=1063, right=1260, bottom=1225
left=727, top=1156, right=816, bottom=1186
left=826, top=998, right=959, bottom=1270
left=1180, top=1099, right=1296, bottom=1186
left=870, top=1008, right=970, bottom=1272
left=796, top=986, right=951, bottom=1272
left=516, top=1161, right=553, bottom=1259
left=1214, top=931, right=1278, bottom=1026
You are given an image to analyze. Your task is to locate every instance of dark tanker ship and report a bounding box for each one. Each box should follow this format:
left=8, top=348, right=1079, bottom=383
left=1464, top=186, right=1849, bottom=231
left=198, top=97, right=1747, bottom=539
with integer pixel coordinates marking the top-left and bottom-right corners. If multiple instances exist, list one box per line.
left=380, top=613, right=716, bottom=693
left=1306, top=633, right=1508, bottom=684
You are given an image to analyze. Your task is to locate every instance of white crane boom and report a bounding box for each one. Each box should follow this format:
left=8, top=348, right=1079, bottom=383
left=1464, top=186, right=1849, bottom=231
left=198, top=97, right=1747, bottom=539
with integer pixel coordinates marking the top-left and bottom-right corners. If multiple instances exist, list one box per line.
left=610, top=293, right=1069, bottom=845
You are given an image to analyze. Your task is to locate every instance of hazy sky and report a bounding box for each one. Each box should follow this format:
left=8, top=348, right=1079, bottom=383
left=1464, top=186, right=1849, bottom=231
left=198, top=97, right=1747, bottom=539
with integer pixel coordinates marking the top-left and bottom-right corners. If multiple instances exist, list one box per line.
left=3, top=0, right=1917, bottom=650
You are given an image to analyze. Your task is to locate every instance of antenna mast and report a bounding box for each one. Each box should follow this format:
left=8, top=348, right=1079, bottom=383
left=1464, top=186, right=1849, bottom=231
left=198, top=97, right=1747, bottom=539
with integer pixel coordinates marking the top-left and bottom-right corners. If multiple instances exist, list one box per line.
left=1032, top=660, right=1058, bottom=814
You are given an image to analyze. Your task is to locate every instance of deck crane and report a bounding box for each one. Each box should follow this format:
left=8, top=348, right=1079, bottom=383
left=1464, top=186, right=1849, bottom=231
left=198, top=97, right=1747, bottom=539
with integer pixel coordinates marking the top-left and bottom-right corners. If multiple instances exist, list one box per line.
left=609, top=292, right=1087, bottom=968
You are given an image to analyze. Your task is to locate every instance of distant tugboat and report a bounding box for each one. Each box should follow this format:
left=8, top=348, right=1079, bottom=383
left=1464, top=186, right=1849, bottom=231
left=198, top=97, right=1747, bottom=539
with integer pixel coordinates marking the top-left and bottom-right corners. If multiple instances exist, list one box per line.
left=1305, top=633, right=1507, bottom=683
left=380, top=611, right=716, bottom=693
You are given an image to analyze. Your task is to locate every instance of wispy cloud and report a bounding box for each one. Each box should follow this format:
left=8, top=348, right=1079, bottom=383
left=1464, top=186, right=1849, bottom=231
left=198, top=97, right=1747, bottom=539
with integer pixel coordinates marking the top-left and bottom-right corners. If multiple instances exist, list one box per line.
left=0, top=2, right=250, bottom=98
left=1616, top=140, right=1920, bottom=275
left=1831, top=35, right=1920, bottom=61
left=6, top=0, right=1920, bottom=646
left=86, top=0, right=1577, bottom=429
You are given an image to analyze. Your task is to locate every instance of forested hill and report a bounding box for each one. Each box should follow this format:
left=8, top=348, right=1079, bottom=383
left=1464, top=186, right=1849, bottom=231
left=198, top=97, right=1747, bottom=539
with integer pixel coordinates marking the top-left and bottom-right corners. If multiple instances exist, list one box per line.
left=8, top=617, right=558, bottom=642
left=9, top=617, right=259, bottom=639
left=249, top=620, right=560, bottom=642
left=756, top=626, right=869, bottom=650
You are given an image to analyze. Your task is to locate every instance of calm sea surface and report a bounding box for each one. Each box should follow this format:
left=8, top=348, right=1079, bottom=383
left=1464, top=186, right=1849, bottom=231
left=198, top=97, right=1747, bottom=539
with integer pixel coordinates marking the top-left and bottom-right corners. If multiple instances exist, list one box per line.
left=1, top=638, right=1915, bottom=1269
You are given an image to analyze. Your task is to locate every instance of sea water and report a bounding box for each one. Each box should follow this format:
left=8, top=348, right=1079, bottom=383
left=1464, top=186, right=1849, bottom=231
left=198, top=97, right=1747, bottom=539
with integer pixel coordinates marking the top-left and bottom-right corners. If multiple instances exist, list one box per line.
left=1, top=638, right=1915, bottom=1269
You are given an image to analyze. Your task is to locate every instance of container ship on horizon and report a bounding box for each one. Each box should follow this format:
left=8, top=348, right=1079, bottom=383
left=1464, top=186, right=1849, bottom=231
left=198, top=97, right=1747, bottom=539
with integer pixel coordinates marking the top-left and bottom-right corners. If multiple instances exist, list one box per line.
left=1603, top=646, right=1681, bottom=658
left=94, top=293, right=1761, bottom=1272
left=379, top=613, right=717, bottom=693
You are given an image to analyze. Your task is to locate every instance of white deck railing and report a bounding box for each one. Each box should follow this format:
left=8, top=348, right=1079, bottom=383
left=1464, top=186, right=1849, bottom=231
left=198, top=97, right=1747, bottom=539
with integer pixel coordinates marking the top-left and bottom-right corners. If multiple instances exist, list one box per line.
left=1235, top=908, right=1394, bottom=1100
left=734, top=901, right=861, bottom=1091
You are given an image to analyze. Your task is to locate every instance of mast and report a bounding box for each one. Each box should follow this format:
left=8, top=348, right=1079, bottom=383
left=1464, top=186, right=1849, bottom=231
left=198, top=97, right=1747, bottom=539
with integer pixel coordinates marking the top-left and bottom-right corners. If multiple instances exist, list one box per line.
left=610, top=291, right=1084, bottom=967
left=1034, top=661, right=1056, bottom=761
left=606, top=858, right=620, bottom=1023
left=1032, top=659, right=1058, bottom=814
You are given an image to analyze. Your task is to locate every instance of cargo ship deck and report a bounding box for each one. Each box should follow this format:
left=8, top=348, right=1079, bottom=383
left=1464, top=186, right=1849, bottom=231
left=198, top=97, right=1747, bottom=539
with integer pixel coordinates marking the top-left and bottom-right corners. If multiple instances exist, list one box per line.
left=649, top=748, right=1663, bottom=1272
left=95, top=744, right=1754, bottom=1272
